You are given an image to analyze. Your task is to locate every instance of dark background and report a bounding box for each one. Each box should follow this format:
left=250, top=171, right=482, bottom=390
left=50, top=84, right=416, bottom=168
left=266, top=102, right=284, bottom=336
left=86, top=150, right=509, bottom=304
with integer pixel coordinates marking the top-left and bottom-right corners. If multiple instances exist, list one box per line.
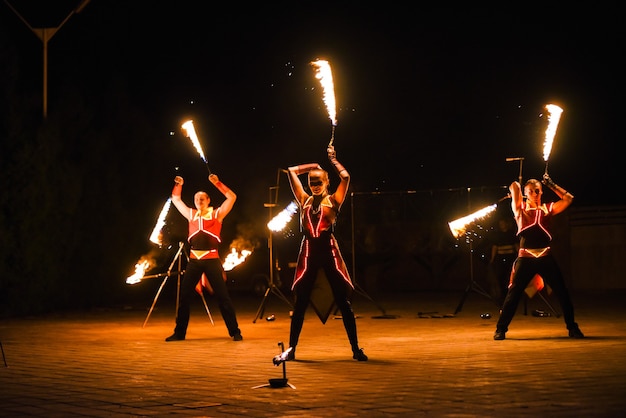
left=1, top=1, right=623, bottom=316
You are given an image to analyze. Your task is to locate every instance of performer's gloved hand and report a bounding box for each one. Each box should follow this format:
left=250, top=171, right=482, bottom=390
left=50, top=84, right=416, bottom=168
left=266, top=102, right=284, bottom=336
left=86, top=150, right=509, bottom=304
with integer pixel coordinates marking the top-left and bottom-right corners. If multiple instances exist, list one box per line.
left=327, top=145, right=337, bottom=161
left=174, top=175, right=184, bottom=185
left=542, top=173, right=556, bottom=189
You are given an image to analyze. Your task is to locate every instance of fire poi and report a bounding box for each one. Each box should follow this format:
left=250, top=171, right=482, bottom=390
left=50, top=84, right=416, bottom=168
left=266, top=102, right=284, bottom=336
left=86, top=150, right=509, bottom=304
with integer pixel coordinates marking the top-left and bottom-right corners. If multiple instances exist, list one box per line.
left=542, top=104, right=563, bottom=175
left=311, top=59, right=337, bottom=146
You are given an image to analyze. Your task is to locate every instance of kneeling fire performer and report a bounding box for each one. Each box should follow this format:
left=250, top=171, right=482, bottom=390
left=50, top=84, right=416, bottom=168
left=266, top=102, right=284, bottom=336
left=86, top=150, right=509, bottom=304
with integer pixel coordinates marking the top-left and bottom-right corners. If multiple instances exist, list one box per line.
left=165, top=174, right=243, bottom=342
left=494, top=173, right=584, bottom=340
left=283, top=145, right=367, bottom=361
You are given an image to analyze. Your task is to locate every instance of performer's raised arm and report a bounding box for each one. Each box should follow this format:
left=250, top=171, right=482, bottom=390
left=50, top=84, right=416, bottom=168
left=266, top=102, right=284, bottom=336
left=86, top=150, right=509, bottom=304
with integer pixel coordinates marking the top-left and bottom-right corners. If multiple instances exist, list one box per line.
left=209, top=173, right=236, bottom=222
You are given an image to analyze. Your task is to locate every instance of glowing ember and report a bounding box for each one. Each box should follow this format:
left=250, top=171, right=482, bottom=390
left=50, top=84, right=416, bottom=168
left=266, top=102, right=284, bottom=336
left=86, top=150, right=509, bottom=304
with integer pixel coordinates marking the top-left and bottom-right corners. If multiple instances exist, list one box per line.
left=181, top=120, right=208, bottom=164
left=448, top=204, right=498, bottom=239
left=149, top=198, right=171, bottom=245
left=543, top=104, right=563, bottom=162
left=268, top=201, right=298, bottom=232
left=223, top=248, right=252, bottom=272
left=126, top=258, right=152, bottom=284
left=311, top=59, right=337, bottom=127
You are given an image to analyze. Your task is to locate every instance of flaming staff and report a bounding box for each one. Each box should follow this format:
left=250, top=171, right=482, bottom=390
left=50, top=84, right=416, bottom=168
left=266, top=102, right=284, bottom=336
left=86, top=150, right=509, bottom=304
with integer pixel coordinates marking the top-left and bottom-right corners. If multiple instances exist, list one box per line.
left=542, top=104, right=563, bottom=175
left=181, top=119, right=212, bottom=174
left=149, top=198, right=172, bottom=246
left=448, top=203, right=498, bottom=239
left=311, top=59, right=337, bottom=146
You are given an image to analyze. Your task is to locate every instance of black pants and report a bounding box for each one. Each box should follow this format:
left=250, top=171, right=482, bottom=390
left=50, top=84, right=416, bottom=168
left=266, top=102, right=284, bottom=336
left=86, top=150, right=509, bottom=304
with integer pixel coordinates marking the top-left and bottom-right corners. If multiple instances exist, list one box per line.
left=174, top=258, right=241, bottom=338
left=289, top=251, right=359, bottom=352
left=496, top=255, right=578, bottom=333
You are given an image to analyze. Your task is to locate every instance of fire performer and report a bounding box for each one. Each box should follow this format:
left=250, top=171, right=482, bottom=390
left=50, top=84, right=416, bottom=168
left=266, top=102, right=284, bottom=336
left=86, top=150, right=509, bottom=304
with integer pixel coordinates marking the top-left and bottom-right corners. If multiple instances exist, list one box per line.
left=165, top=174, right=243, bottom=342
left=283, top=145, right=368, bottom=361
left=494, top=174, right=584, bottom=340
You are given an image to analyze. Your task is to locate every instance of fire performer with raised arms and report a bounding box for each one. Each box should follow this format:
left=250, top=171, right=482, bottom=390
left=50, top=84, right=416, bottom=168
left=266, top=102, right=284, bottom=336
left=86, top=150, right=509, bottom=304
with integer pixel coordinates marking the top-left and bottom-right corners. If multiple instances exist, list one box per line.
left=283, top=145, right=368, bottom=361
left=165, top=174, right=243, bottom=342
left=494, top=174, right=584, bottom=340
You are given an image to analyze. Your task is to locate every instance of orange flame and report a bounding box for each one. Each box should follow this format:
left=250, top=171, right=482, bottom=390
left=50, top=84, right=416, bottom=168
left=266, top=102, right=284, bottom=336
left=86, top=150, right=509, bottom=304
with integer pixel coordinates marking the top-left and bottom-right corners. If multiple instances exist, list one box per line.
left=223, top=248, right=252, bottom=272
left=149, top=198, right=171, bottom=246
left=126, top=257, right=152, bottom=284
left=268, top=201, right=298, bottom=232
left=181, top=120, right=208, bottom=163
left=311, top=59, right=337, bottom=126
left=543, top=104, right=563, bottom=162
left=448, top=204, right=497, bottom=239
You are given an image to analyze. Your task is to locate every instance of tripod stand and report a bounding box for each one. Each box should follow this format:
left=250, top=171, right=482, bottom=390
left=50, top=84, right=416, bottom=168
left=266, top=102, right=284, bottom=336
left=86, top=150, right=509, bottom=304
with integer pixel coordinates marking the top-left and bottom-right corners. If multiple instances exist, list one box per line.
left=454, top=238, right=499, bottom=314
left=349, top=192, right=396, bottom=318
left=253, top=180, right=294, bottom=323
left=142, top=241, right=214, bottom=328
left=1, top=340, right=7, bottom=367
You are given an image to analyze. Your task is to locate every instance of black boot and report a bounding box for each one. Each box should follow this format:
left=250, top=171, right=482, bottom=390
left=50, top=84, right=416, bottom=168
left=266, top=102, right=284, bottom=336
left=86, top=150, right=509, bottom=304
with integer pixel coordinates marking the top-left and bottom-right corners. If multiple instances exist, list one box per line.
left=352, top=347, right=368, bottom=361
left=286, top=346, right=296, bottom=361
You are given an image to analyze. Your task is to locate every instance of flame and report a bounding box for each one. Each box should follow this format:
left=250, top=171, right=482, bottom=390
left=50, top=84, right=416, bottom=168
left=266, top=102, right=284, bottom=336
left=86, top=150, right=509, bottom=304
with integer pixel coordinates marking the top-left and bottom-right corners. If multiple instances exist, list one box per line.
left=311, top=59, right=337, bottom=126
left=181, top=120, right=208, bottom=163
left=543, top=104, right=563, bottom=162
left=448, top=204, right=498, bottom=239
left=223, top=247, right=252, bottom=272
left=149, top=198, right=172, bottom=245
left=126, top=258, right=152, bottom=284
left=268, top=201, right=298, bottom=232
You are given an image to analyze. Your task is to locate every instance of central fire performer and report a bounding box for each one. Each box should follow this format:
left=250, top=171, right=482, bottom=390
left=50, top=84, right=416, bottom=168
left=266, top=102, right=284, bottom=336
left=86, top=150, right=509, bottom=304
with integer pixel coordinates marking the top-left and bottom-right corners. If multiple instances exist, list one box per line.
left=284, top=145, right=367, bottom=361
left=165, top=174, right=243, bottom=342
left=494, top=174, right=584, bottom=340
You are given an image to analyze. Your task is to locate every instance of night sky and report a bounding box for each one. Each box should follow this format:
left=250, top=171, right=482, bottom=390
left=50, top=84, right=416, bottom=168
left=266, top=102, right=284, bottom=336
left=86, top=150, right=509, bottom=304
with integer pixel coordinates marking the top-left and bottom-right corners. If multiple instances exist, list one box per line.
left=1, top=1, right=624, bottom=312
left=3, top=2, right=623, bottom=202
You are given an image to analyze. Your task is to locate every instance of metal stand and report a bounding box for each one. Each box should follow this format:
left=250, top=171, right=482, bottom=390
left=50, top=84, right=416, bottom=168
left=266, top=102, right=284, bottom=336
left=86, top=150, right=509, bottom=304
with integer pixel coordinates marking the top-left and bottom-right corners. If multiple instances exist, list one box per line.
left=253, top=177, right=294, bottom=323
left=142, top=242, right=214, bottom=327
left=349, top=192, right=397, bottom=318
left=252, top=342, right=296, bottom=389
left=1, top=340, right=7, bottom=367
left=454, top=187, right=500, bottom=314
left=454, top=239, right=499, bottom=314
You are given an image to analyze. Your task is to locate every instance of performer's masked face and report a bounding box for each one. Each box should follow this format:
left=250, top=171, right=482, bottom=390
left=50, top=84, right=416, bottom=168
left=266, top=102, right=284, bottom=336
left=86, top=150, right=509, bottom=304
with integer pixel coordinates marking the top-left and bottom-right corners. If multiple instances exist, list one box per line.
left=523, top=180, right=542, bottom=207
left=308, top=169, right=329, bottom=195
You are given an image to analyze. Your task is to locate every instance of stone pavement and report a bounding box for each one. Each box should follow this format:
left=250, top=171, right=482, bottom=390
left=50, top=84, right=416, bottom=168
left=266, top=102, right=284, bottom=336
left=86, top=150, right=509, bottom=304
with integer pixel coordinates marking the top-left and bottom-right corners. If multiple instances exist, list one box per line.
left=1, top=289, right=625, bottom=417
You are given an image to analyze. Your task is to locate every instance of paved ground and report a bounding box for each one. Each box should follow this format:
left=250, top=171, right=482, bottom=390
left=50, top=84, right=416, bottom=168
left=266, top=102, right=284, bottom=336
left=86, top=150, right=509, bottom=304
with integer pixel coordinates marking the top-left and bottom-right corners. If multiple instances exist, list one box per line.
left=1, top=288, right=625, bottom=417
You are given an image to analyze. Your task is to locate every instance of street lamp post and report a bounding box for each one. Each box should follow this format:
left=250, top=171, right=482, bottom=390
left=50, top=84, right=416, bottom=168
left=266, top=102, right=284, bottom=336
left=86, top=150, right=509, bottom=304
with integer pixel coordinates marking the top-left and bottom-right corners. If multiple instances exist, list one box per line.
left=4, top=0, right=91, bottom=120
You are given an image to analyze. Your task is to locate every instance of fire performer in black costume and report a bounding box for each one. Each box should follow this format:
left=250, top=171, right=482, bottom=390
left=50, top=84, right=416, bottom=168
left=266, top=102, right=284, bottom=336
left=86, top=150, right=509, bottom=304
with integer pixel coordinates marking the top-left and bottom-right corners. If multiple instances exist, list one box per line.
left=165, top=174, right=243, bottom=342
left=284, top=145, right=367, bottom=361
left=494, top=174, right=584, bottom=340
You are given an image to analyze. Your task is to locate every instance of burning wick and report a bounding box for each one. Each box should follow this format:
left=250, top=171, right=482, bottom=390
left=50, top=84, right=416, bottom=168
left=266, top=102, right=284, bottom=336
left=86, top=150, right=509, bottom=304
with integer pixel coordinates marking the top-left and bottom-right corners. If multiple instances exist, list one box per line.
left=542, top=104, right=563, bottom=175
left=181, top=120, right=212, bottom=174
left=448, top=204, right=498, bottom=239
left=311, top=59, right=337, bottom=146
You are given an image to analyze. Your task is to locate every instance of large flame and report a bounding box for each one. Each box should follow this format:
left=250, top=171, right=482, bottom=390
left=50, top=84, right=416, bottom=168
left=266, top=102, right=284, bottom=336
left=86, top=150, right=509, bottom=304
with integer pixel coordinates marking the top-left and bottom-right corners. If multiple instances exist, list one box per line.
left=126, top=257, right=152, bottom=284
left=223, top=248, right=252, bottom=272
left=268, top=201, right=298, bottom=232
left=181, top=120, right=208, bottom=163
left=311, top=59, right=337, bottom=126
left=448, top=204, right=498, bottom=239
left=149, top=198, right=171, bottom=246
left=543, top=104, right=563, bottom=162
